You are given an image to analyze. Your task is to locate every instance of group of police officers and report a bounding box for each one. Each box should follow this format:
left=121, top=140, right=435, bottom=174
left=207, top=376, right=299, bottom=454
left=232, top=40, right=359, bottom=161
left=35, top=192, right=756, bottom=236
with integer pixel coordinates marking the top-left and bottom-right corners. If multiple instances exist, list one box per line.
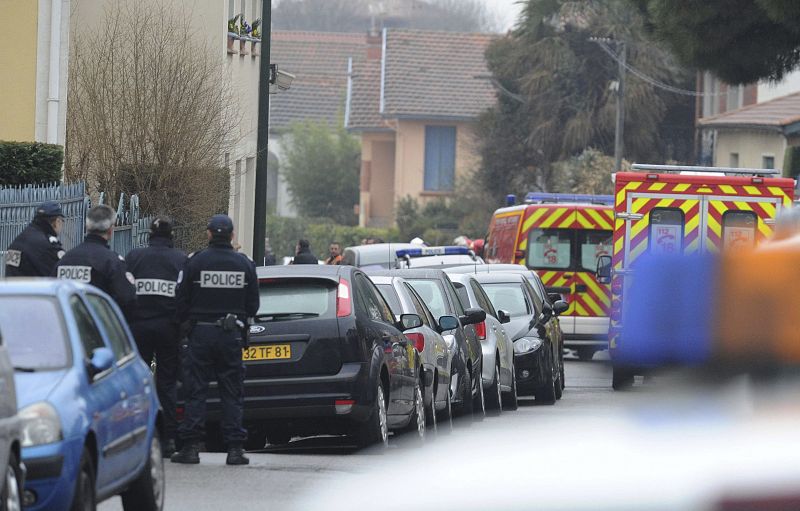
left=4, top=202, right=259, bottom=466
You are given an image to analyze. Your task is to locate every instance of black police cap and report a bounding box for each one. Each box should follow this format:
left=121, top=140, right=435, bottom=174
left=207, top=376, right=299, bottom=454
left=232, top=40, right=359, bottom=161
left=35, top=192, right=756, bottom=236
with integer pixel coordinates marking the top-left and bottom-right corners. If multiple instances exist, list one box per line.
left=207, top=214, right=234, bottom=234
left=36, top=201, right=64, bottom=218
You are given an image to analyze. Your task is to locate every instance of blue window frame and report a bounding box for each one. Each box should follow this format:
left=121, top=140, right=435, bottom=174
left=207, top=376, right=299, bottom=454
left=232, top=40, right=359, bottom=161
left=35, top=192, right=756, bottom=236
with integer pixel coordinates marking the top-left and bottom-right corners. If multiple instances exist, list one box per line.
left=424, top=126, right=456, bottom=191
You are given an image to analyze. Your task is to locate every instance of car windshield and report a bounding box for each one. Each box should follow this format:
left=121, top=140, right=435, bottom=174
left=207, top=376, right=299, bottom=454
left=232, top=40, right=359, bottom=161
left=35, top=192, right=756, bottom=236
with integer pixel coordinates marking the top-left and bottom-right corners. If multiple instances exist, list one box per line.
left=401, top=254, right=482, bottom=268
left=258, top=280, right=334, bottom=317
left=481, top=283, right=530, bottom=319
left=376, top=284, right=403, bottom=316
left=406, top=279, right=449, bottom=319
left=0, top=296, right=70, bottom=370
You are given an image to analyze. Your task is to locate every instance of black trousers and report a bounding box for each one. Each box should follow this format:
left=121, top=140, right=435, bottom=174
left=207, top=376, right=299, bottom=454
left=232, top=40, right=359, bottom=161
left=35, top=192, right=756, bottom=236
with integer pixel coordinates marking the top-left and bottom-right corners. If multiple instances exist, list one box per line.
left=178, top=325, right=247, bottom=447
left=130, top=316, right=180, bottom=441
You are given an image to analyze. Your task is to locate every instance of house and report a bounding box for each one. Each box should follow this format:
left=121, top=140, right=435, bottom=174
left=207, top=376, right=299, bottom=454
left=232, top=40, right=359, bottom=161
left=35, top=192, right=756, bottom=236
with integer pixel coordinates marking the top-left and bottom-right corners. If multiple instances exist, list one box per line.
left=345, top=28, right=497, bottom=227
left=0, top=0, right=70, bottom=146
left=269, top=31, right=366, bottom=217
left=698, top=92, right=800, bottom=172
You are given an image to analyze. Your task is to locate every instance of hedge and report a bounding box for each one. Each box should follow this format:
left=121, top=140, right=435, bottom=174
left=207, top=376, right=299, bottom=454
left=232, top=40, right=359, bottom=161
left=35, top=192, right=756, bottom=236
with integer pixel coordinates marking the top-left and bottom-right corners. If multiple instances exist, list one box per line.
left=783, top=145, right=800, bottom=180
left=266, top=215, right=400, bottom=260
left=0, top=141, right=64, bottom=186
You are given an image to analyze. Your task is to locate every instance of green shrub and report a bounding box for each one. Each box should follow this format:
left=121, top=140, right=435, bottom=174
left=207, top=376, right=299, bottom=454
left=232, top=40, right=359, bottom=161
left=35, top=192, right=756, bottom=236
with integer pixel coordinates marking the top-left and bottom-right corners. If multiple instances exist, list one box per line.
left=0, top=141, right=63, bottom=186
left=783, top=145, right=800, bottom=179
left=266, top=215, right=400, bottom=260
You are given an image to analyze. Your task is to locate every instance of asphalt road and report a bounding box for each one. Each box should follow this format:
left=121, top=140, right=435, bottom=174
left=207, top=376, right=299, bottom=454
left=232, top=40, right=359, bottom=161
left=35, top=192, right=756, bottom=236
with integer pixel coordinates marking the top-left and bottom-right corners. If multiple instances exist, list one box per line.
left=100, top=354, right=618, bottom=511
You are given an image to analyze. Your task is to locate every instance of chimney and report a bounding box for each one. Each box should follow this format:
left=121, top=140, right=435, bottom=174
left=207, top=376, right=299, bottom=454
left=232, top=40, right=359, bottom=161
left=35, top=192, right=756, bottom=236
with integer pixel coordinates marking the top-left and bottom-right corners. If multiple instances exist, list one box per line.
left=366, top=27, right=382, bottom=61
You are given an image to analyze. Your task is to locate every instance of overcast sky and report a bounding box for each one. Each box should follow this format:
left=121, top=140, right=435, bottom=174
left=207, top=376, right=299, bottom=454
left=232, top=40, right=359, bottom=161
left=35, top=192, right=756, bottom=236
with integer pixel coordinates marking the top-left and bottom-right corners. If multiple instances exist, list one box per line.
left=488, top=0, right=524, bottom=31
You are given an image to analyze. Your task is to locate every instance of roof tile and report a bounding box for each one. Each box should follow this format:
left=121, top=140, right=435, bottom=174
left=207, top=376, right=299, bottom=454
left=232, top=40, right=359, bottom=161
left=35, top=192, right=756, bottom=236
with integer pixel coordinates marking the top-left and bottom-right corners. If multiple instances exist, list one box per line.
left=699, top=91, right=800, bottom=129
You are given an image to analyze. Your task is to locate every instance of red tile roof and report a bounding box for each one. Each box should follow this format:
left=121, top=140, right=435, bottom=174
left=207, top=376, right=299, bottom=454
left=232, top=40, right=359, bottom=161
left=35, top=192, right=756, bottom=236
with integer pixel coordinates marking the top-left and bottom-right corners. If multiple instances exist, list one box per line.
left=269, top=31, right=365, bottom=133
left=699, top=91, right=800, bottom=130
left=346, top=29, right=497, bottom=131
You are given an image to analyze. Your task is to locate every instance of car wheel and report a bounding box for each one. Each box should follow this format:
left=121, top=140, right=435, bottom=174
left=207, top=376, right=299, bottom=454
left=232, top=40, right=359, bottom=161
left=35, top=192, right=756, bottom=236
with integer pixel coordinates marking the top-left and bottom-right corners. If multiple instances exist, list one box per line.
left=534, top=349, right=557, bottom=405
left=265, top=428, right=292, bottom=447
left=244, top=429, right=268, bottom=450
left=2, top=451, right=22, bottom=511
left=357, top=380, right=388, bottom=449
left=554, top=359, right=564, bottom=400
left=403, top=382, right=426, bottom=444
left=612, top=368, right=635, bottom=391
left=455, top=364, right=473, bottom=418
left=485, top=361, right=502, bottom=415
left=577, top=347, right=595, bottom=361
left=70, top=447, right=96, bottom=511
left=472, top=364, right=486, bottom=421
left=121, top=430, right=165, bottom=511
left=502, top=361, right=519, bottom=411
left=437, top=377, right=454, bottom=434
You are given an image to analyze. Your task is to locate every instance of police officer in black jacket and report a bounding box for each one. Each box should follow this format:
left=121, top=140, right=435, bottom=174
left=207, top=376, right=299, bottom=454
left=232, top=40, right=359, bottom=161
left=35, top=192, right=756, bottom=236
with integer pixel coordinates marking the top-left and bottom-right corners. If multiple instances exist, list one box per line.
left=54, top=205, right=136, bottom=317
left=126, top=217, right=187, bottom=456
left=4, top=201, right=65, bottom=277
left=171, top=214, right=259, bottom=466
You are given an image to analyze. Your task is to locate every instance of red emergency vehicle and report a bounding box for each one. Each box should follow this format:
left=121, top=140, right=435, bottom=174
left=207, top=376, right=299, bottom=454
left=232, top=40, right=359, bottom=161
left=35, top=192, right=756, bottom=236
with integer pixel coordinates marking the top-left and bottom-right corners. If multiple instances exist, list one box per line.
left=485, top=193, right=614, bottom=360
left=600, top=164, right=795, bottom=389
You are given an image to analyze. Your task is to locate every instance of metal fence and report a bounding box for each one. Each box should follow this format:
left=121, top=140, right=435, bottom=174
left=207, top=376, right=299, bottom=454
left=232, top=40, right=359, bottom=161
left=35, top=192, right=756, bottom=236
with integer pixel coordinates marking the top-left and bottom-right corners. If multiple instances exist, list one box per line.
left=0, top=182, right=89, bottom=278
left=1, top=182, right=152, bottom=278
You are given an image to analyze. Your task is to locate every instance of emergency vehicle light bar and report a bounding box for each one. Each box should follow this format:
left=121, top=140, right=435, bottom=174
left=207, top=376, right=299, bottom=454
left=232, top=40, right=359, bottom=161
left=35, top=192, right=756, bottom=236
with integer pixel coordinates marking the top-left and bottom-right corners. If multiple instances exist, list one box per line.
left=631, top=164, right=781, bottom=176
left=524, top=192, right=613, bottom=205
left=396, top=246, right=471, bottom=258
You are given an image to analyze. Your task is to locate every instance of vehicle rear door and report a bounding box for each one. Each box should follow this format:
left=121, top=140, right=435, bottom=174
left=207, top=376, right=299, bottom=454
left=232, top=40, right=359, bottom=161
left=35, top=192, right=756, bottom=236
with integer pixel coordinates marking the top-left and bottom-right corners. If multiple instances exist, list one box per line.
left=703, top=195, right=783, bottom=253
left=249, top=278, right=341, bottom=378
left=486, top=210, right=524, bottom=264
left=353, top=273, right=413, bottom=415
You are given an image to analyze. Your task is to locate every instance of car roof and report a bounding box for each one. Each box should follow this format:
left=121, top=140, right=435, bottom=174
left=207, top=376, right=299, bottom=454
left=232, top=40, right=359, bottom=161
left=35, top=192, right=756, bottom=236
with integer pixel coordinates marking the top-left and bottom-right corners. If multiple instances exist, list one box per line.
left=367, top=268, right=450, bottom=279
left=445, top=264, right=531, bottom=274
left=257, top=265, right=348, bottom=281
left=344, top=243, right=417, bottom=255
left=0, top=278, right=85, bottom=296
left=368, top=274, right=402, bottom=285
left=470, top=272, right=527, bottom=284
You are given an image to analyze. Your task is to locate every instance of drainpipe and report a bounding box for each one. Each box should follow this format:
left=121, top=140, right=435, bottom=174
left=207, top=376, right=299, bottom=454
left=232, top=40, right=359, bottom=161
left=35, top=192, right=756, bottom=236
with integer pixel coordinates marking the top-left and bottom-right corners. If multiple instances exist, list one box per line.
left=46, top=0, right=62, bottom=144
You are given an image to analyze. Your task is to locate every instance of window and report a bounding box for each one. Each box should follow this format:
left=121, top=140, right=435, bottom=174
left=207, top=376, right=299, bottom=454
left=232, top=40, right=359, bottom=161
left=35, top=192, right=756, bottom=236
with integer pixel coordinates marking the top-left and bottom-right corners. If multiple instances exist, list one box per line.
left=469, top=280, right=497, bottom=318
left=70, top=296, right=106, bottom=358
left=482, top=283, right=530, bottom=319
left=356, top=274, right=393, bottom=324
left=424, top=126, right=456, bottom=191
left=452, top=282, right=471, bottom=311
left=376, top=284, right=403, bottom=317
left=0, top=297, right=70, bottom=370
left=258, top=280, right=334, bottom=317
left=528, top=229, right=572, bottom=269
left=722, top=210, right=757, bottom=252
left=407, top=279, right=449, bottom=319
left=763, top=155, right=775, bottom=169
left=578, top=230, right=612, bottom=272
left=648, top=208, right=684, bottom=255
left=404, top=283, right=433, bottom=327
left=727, top=84, right=742, bottom=111
left=730, top=153, right=739, bottom=168
left=86, top=295, right=134, bottom=361
left=524, top=279, right=544, bottom=316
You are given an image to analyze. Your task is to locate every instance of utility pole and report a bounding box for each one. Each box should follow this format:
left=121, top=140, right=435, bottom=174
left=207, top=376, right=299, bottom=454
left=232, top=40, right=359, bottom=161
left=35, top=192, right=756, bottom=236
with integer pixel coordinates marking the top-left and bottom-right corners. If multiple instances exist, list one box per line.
left=614, top=41, right=626, bottom=173
left=253, top=0, right=272, bottom=265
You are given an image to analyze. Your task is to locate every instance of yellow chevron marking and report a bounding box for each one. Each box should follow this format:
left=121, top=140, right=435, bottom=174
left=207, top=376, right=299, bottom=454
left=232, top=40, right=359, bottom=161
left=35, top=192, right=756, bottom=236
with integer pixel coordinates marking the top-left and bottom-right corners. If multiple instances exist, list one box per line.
left=520, top=208, right=549, bottom=234
left=631, top=197, right=650, bottom=213
left=574, top=302, right=589, bottom=317
left=719, top=185, right=736, bottom=195
left=686, top=237, right=700, bottom=253
left=539, top=208, right=569, bottom=229
left=584, top=208, right=611, bottom=229
left=575, top=211, right=594, bottom=228
left=613, top=236, right=624, bottom=256
left=758, top=218, right=773, bottom=238
left=630, top=238, right=648, bottom=261
left=616, top=182, right=643, bottom=206
left=656, top=198, right=675, bottom=208
left=578, top=273, right=611, bottom=307
left=733, top=201, right=753, bottom=211
left=685, top=210, right=700, bottom=233
left=648, top=182, right=666, bottom=191
left=679, top=200, right=695, bottom=213
left=707, top=238, right=720, bottom=252
left=581, top=292, right=604, bottom=316
left=707, top=215, right=722, bottom=237
left=761, top=202, right=776, bottom=216
left=710, top=200, right=728, bottom=215
left=518, top=239, right=528, bottom=251
left=540, top=271, right=555, bottom=283
left=768, top=187, right=784, bottom=197
left=674, top=183, right=690, bottom=192
left=743, top=186, right=762, bottom=196
left=557, top=212, right=577, bottom=228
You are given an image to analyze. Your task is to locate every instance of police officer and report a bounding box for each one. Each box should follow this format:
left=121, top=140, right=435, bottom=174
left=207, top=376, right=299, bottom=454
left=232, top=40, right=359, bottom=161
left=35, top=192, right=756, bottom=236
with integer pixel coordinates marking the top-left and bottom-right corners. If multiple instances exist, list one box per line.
left=55, top=205, right=136, bottom=317
left=126, top=217, right=187, bottom=456
left=171, top=214, right=259, bottom=466
left=4, top=201, right=65, bottom=277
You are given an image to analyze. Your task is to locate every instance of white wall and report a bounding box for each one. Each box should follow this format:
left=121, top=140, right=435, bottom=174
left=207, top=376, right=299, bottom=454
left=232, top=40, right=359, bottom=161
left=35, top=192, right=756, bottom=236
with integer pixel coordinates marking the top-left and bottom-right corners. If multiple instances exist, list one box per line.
left=713, top=129, right=787, bottom=170
left=34, top=0, right=71, bottom=146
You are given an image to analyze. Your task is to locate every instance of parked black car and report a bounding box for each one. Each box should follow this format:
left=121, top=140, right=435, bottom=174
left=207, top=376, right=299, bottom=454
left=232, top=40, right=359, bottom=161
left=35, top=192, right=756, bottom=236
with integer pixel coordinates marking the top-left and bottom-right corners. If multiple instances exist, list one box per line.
left=194, top=265, right=428, bottom=449
left=472, top=272, right=568, bottom=404
left=368, top=269, right=486, bottom=420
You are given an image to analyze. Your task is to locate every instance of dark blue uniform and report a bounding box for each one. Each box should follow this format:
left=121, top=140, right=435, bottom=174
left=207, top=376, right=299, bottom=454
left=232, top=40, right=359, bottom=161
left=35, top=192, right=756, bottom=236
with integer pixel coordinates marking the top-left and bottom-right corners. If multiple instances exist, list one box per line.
left=54, top=234, right=137, bottom=317
left=4, top=218, right=64, bottom=277
left=175, top=238, right=259, bottom=449
left=126, top=235, right=187, bottom=445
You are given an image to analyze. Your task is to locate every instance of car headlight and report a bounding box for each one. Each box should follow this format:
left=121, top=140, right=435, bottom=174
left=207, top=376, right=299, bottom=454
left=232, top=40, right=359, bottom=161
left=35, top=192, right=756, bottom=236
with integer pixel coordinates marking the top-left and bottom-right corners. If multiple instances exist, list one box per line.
left=513, top=338, right=542, bottom=355
left=19, top=402, right=62, bottom=447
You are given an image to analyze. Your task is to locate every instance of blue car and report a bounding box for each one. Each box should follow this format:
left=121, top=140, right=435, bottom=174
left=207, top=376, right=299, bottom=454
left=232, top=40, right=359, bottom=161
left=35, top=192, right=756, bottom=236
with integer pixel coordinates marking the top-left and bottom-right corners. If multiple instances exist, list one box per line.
left=0, top=280, right=164, bottom=511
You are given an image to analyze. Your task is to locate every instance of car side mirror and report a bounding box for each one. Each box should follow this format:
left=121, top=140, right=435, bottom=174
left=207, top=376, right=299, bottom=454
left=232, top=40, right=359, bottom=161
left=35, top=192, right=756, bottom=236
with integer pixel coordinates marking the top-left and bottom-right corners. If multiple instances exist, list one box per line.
left=459, top=307, right=486, bottom=326
left=398, top=314, right=423, bottom=331
left=596, top=255, right=612, bottom=284
left=89, top=347, right=114, bottom=379
left=437, top=315, right=460, bottom=333
left=497, top=309, right=511, bottom=324
left=547, top=293, right=562, bottom=303
left=537, top=303, right=553, bottom=325
left=553, top=300, right=569, bottom=315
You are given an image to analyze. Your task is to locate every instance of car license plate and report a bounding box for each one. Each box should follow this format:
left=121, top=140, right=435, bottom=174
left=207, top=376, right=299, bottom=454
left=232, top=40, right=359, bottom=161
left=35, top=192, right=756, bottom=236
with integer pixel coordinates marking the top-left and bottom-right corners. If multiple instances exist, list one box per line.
left=242, top=344, right=292, bottom=361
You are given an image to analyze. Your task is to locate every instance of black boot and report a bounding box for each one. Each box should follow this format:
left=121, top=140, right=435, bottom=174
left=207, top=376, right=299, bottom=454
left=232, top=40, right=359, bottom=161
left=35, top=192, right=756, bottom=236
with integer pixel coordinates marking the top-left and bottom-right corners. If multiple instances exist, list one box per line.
left=226, top=446, right=249, bottom=466
left=162, top=439, right=176, bottom=458
left=171, top=443, right=200, bottom=464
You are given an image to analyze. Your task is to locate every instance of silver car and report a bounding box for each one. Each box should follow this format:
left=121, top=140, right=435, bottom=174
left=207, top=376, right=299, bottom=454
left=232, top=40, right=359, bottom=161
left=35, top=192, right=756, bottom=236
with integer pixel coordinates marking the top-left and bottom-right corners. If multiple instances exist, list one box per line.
left=0, top=329, right=23, bottom=510
left=445, top=272, right=517, bottom=413
left=371, top=275, right=456, bottom=430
